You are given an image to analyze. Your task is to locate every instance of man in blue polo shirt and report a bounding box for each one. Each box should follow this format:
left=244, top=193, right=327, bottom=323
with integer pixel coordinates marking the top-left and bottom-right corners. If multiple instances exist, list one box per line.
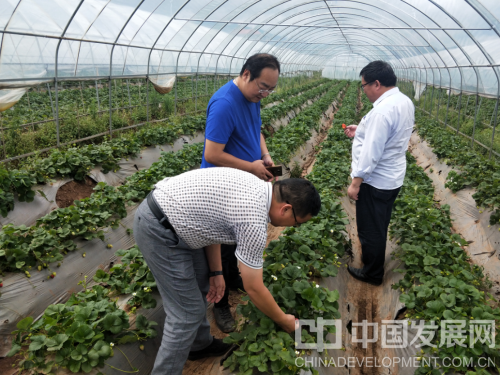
left=201, top=54, right=279, bottom=332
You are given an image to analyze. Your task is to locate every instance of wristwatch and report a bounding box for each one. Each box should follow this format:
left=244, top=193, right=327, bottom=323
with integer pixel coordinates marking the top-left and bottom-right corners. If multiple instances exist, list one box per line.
left=261, top=152, right=270, bottom=159
left=208, top=271, right=223, bottom=277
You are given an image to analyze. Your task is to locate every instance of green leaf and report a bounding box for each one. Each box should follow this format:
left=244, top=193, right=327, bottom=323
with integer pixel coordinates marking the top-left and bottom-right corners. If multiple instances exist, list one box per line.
left=301, top=287, right=316, bottom=301
left=16, top=261, right=25, bottom=269
left=45, top=304, right=66, bottom=317
left=248, top=343, right=260, bottom=352
left=290, top=280, right=305, bottom=294
left=399, top=293, right=416, bottom=309
left=281, top=287, right=296, bottom=301
left=68, top=360, right=81, bottom=373
left=93, top=341, right=111, bottom=357
left=425, top=300, right=445, bottom=317
left=6, top=343, right=21, bottom=357
left=46, top=334, right=69, bottom=351
left=443, top=310, right=455, bottom=320
left=17, top=316, right=34, bottom=330
left=87, top=349, right=99, bottom=361
left=81, top=362, right=93, bottom=373
left=73, top=324, right=95, bottom=343
left=471, top=307, right=484, bottom=319
left=117, top=334, right=139, bottom=345
left=326, top=290, right=339, bottom=303
left=101, top=313, right=126, bottom=334
left=28, top=335, right=46, bottom=351
left=423, top=256, right=440, bottom=266
left=135, top=314, right=149, bottom=330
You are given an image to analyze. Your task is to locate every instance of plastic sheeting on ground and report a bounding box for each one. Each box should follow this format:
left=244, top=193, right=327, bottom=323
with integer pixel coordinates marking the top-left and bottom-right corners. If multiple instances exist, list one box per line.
left=409, top=133, right=500, bottom=297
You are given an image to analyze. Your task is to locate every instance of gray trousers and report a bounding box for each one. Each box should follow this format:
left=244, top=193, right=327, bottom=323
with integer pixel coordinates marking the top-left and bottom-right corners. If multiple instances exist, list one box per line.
left=133, top=200, right=212, bottom=375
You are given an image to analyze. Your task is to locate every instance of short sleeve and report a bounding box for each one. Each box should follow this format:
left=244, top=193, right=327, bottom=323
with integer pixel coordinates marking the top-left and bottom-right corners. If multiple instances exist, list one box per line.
left=205, top=99, right=236, bottom=145
left=234, top=223, right=267, bottom=269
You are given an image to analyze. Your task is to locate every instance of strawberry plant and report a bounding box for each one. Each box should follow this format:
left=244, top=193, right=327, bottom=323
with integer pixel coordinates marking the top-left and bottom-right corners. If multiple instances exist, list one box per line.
left=0, top=144, right=203, bottom=274
left=267, top=81, right=348, bottom=164
left=93, top=246, right=158, bottom=309
left=260, top=80, right=337, bottom=128
left=260, top=78, right=329, bottom=107
left=415, top=111, right=500, bottom=226
left=7, top=277, right=158, bottom=374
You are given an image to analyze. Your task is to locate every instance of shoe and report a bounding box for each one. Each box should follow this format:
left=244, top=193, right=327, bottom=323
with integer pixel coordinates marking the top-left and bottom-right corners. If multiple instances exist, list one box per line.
left=347, top=266, right=382, bottom=286
left=188, top=337, right=232, bottom=361
left=214, top=305, right=235, bottom=333
left=228, top=276, right=245, bottom=292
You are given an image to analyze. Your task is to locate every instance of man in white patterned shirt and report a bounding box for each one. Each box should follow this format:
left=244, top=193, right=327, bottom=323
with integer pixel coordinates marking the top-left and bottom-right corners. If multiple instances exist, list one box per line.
left=133, top=167, right=321, bottom=375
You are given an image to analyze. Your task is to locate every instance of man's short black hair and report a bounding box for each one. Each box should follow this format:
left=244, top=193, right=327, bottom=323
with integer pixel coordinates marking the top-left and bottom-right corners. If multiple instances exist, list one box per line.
left=274, top=179, right=321, bottom=218
left=240, top=53, right=280, bottom=81
left=360, top=61, right=397, bottom=87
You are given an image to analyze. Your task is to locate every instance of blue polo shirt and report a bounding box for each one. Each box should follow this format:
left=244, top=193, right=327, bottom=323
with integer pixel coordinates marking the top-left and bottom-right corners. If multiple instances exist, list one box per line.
left=201, top=81, right=262, bottom=168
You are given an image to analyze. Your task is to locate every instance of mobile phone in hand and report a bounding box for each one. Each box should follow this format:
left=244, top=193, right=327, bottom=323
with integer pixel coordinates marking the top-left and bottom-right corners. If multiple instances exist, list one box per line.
left=266, top=166, right=283, bottom=177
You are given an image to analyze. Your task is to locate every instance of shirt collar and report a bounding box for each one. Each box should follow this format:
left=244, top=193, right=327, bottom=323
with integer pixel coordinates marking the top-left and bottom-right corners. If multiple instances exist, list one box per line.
left=266, top=182, right=272, bottom=223
left=373, top=87, right=399, bottom=108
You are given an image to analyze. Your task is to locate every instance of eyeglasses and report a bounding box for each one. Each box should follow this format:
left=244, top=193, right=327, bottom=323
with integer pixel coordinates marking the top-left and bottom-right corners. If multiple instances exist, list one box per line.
left=286, top=200, right=301, bottom=228
left=361, top=81, right=375, bottom=89
left=255, top=79, right=277, bottom=94
left=279, top=184, right=302, bottom=227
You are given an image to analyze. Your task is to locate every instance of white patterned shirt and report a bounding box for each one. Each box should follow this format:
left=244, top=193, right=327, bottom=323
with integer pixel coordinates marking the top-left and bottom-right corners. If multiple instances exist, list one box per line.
left=153, top=167, right=272, bottom=269
left=351, top=87, right=415, bottom=189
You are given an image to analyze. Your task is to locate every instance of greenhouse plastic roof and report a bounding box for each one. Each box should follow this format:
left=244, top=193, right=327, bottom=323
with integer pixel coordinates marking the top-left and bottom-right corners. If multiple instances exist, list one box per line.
left=0, top=0, right=499, bottom=95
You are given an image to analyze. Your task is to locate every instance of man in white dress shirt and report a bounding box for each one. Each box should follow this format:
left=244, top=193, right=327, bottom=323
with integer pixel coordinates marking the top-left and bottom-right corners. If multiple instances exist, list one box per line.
left=344, top=61, right=415, bottom=286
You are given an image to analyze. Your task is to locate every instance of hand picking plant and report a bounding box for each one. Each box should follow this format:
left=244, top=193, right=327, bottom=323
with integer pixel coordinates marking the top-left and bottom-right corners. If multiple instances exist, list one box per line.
left=7, top=276, right=158, bottom=374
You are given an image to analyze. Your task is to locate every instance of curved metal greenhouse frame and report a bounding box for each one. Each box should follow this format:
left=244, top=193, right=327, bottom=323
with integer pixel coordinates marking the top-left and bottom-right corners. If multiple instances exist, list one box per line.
left=0, top=0, right=499, bottom=160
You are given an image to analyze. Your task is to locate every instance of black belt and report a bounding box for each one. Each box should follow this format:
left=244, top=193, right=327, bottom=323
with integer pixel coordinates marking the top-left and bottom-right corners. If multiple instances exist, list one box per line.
left=147, top=191, right=177, bottom=234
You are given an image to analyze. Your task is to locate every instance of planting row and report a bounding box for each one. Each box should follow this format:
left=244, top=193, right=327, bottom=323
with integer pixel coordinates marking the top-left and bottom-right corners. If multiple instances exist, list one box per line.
left=1, top=78, right=218, bottom=160
left=267, top=81, right=348, bottom=164
left=260, top=78, right=329, bottom=107
left=261, top=80, right=334, bottom=130
left=390, top=151, right=500, bottom=374
left=414, top=112, right=500, bottom=226
left=414, top=87, right=500, bottom=155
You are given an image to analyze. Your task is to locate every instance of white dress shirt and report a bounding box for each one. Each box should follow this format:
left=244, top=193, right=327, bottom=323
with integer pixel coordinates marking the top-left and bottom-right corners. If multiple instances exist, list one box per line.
left=351, top=87, right=415, bottom=190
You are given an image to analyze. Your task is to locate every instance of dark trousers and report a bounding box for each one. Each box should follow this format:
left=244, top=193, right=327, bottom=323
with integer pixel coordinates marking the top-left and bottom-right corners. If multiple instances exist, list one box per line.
left=214, top=244, right=239, bottom=308
left=356, top=183, right=401, bottom=283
